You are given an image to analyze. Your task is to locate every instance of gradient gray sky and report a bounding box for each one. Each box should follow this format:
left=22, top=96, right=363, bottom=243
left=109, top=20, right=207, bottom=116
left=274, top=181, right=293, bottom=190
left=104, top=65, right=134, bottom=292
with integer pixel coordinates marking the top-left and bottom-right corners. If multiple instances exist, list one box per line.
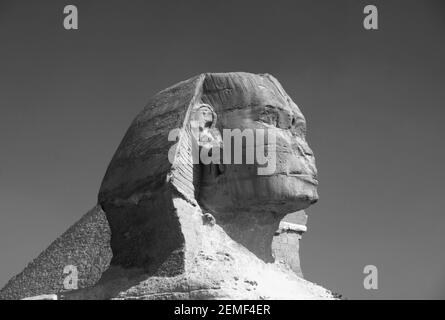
left=0, top=0, right=444, bottom=299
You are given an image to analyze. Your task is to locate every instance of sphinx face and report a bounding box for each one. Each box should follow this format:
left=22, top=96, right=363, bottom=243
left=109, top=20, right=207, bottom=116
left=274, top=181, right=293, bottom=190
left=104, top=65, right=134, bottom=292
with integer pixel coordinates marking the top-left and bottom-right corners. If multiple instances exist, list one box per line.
left=197, top=74, right=318, bottom=218
left=94, top=72, right=318, bottom=270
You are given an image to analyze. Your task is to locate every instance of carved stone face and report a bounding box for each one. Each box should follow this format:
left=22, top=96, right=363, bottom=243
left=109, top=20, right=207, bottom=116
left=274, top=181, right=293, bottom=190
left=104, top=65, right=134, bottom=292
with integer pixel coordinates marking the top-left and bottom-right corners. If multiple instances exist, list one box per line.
left=196, top=73, right=318, bottom=219
left=97, top=72, right=318, bottom=266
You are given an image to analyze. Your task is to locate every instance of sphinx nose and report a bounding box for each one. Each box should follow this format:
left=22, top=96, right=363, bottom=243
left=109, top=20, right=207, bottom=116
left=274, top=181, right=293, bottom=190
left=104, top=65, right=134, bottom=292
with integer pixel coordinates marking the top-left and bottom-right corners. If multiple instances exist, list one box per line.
left=296, top=141, right=317, bottom=177
left=287, top=150, right=317, bottom=177
left=297, top=143, right=314, bottom=157
left=305, top=158, right=318, bottom=178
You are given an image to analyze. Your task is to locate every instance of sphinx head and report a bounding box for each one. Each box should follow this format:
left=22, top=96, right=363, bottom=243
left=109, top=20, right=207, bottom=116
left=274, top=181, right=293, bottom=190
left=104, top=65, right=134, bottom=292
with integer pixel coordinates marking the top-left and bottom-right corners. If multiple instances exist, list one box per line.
left=98, top=72, right=318, bottom=269
left=192, top=73, right=318, bottom=218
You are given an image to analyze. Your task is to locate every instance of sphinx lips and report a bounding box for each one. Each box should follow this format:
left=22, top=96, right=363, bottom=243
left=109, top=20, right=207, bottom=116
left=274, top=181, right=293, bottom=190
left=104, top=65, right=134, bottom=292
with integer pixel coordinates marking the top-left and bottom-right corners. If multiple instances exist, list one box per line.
left=287, top=173, right=319, bottom=185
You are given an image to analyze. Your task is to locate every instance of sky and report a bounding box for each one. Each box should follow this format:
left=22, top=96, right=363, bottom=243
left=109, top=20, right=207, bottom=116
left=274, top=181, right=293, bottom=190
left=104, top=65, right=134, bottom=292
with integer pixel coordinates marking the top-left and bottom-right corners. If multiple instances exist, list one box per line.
left=0, top=0, right=444, bottom=299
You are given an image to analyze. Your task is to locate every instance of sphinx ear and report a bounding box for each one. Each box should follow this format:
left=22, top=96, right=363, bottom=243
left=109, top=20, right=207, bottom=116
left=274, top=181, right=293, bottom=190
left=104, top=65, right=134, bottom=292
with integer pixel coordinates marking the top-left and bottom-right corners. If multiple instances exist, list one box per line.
left=189, top=103, right=221, bottom=147
left=168, top=103, right=221, bottom=202
left=188, top=103, right=225, bottom=182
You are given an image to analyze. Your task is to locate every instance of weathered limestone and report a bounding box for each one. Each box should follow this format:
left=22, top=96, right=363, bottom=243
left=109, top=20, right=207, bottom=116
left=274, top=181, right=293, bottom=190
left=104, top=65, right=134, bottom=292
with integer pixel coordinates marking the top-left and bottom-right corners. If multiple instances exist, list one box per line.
left=1, top=72, right=333, bottom=300
left=272, top=211, right=308, bottom=277
left=22, top=294, right=58, bottom=300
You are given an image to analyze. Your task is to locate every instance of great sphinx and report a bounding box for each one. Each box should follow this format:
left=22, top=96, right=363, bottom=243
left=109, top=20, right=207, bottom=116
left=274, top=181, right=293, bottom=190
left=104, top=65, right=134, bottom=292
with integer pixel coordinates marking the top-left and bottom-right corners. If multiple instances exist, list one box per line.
left=0, top=72, right=334, bottom=300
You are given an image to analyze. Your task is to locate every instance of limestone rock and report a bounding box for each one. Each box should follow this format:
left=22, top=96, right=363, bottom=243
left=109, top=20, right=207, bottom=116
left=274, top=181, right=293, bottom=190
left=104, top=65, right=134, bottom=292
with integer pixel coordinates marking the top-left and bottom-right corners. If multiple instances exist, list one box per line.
left=1, top=72, right=333, bottom=300
left=22, top=294, right=58, bottom=300
left=272, top=211, right=307, bottom=277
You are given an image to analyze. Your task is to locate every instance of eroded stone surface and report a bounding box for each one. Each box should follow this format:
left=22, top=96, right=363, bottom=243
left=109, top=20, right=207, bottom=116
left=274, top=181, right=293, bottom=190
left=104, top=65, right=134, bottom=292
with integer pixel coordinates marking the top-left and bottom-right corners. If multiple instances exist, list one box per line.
left=63, top=198, right=332, bottom=300
left=1, top=72, right=333, bottom=300
left=22, top=294, right=58, bottom=300
left=272, top=211, right=308, bottom=277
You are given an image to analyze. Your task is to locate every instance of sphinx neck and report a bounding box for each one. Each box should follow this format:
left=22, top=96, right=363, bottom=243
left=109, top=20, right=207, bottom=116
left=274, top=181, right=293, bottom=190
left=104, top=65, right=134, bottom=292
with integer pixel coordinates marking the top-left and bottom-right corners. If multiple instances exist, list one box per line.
left=207, top=209, right=282, bottom=263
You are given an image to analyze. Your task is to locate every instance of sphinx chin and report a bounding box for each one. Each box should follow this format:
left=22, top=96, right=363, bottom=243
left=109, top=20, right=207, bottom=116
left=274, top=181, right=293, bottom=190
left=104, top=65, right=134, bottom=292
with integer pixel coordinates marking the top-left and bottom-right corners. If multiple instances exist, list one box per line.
left=284, top=175, right=319, bottom=204
left=252, top=174, right=319, bottom=212
left=198, top=173, right=318, bottom=215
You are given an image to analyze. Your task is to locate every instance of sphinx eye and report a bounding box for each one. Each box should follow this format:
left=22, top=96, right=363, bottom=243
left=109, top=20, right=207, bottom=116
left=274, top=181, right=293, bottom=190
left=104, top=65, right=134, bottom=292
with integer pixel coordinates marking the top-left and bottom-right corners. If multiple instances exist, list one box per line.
left=258, top=106, right=279, bottom=126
